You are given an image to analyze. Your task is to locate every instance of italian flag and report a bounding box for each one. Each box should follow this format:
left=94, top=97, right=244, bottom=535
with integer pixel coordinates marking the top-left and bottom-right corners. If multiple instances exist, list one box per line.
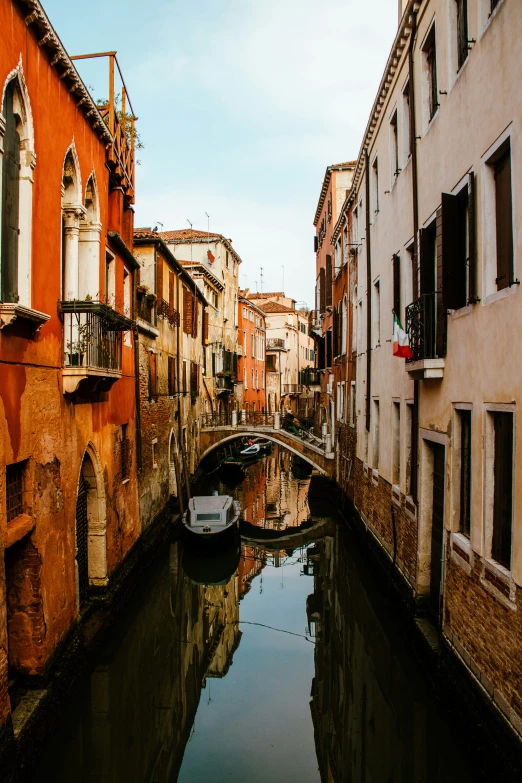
left=393, top=313, right=413, bottom=358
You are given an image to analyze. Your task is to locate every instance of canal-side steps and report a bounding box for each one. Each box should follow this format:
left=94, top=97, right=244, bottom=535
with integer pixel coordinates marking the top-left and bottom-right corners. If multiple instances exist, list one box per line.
left=199, top=412, right=336, bottom=478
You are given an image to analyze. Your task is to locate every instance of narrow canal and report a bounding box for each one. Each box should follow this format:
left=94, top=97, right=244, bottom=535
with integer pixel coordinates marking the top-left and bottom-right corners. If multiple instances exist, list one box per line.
left=28, top=447, right=511, bottom=782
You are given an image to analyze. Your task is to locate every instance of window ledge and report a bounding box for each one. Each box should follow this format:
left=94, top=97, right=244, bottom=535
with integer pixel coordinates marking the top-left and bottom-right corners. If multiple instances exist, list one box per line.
left=480, top=559, right=516, bottom=610
left=5, top=514, right=35, bottom=548
left=450, top=532, right=472, bottom=574
left=450, top=303, right=473, bottom=320
left=406, top=358, right=444, bottom=379
left=62, top=367, right=122, bottom=395
left=0, top=304, right=50, bottom=335
left=136, top=318, right=159, bottom=338
left=483, top=284, right=518, bottom=307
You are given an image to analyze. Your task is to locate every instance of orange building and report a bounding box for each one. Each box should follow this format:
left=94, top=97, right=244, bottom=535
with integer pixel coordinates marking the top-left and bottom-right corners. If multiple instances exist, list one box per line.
left=0, top=0, right=140, bottom=741
left=238, top=294, right=266, bottom=414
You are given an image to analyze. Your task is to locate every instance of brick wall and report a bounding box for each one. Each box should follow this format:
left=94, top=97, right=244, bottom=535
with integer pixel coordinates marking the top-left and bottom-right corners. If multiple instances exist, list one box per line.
left=0, top=646, right=9, bottom=728
left=353, top=457, right=418, bottom=591
left=336, top=422, right=356, bottom=501
left=444, top=551, right=522, bottom=737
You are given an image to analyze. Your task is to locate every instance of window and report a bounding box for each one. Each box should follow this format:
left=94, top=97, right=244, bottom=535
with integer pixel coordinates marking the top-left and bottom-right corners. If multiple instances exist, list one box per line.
left=255, top=370, right=259, bottom=389
left=226, top=251, right=229, bottom=268
left=123, top=268, right=132, bottom=346
left=182, top=360, right=187, bottom=394
left=392, top=254, right=401, bottom=318
left=402, top=80, right=411, bottom=160
left=456, top=409, right=472, bottom=537
left=168, top=355, right=176, bottom=396
left=456, top=0, right=469, bottom=70
left=243, top=367, right=248, bottom=389
left=372, top=156, right=379, bottom=213
left=6, top=461, right=25, bottom=522
left=251, top=369, right=254, bottom=389
left=266, top=354, right=276, bottom=371
left=349, top=382, right=356, bottom=426
left=1, top=73, right=34, bottom=308
left=390, top=110, right=399, bottom=180
left=405, top=402, right=414, bottom=496
left=251, top=333, right=255, bottom=357
left=374, top=279, right=380, bottom=346
left=493, top=144, right=513, bottom=292
left=152, top=438, right=158, bottom=469
left=190, top=362, right=199, bottom=397
left=491, top=412, right=514, bottom=569
left=440, top=183, right=472, bottom=310
left=262, top=371, right=265, bottom=389
left=392, top=401, right=401, bottom=486
left=372, top=400, right=380, bottom=470
left=423, top=24, right=438, bottom=123
left=148, top=352, right=157, bottom=400
left=121, top=424, right=129, bottom=480
left=106, top=251, right=116, bottom=307
left=243, top=330, right=247, bottom=355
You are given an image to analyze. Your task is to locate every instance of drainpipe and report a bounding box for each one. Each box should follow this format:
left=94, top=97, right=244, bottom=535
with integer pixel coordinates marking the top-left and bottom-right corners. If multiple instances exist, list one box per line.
left=365, top=149, right=372, bottom=434
left=133, top=322, right=142, bottom=474
left=409, top=8, right=420, bottom=503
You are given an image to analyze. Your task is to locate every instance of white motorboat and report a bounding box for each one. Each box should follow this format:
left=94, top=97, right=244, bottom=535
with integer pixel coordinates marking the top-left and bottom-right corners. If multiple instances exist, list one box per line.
left=183, top=492, right=241, bottom=537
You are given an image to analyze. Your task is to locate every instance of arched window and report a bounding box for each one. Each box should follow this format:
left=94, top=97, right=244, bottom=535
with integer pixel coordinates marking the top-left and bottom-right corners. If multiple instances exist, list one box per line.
left=61, top=146, right=83, bottom=300
left=0, top=71, right=35, bottom=307
left=342, top=294, right=348, bottom=355
left=78, top=173, right=101, bottom=300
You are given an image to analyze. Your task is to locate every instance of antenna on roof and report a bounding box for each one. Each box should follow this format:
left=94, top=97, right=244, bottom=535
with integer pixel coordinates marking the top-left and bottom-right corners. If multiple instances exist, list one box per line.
left=260, top=267, right=264, bottom=293
left=205, top=212, right=210, bottom=247
left=156, top=221, right=163, bottom=231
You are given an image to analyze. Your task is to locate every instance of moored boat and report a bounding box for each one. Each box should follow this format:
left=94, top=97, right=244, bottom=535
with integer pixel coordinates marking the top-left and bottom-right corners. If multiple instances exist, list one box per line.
left=183, top=492, right=241, bottom=538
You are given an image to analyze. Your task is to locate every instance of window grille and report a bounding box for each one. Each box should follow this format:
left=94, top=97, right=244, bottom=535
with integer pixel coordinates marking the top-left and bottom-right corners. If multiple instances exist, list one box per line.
left=6, top=461, right=24, bottom=522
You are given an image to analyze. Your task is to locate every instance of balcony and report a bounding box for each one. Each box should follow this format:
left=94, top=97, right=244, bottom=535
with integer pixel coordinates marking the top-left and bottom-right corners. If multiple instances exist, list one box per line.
left=216, top=375, right=234, bottom=392
left=60, top=301, right=133, bottom=394
left=157, top=299, right=180, bottom=328
left=299, top=368, right=321, bottom=387
left=282, top=384, right=303, bottom=395
left=267, top=338, right=286, bottom=350
left=136, top=292, right=155, bottom=323
left=405, top=293, right=446, bottom=379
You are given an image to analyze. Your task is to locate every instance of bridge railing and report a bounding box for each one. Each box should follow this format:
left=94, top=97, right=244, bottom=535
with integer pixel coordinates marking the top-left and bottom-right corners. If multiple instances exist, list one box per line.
left=238, top=410, right=275, bottom=427
left=201, top=412, right=232, bottom=427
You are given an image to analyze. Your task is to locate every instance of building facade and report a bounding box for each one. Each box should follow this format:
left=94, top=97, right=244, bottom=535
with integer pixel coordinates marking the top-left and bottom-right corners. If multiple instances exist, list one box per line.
left=133, top=230, right=207, bottom=522
left=0, top=0, right=140, bottom=742
left=332, top=0, right=522, bottom=741
left=238, top=295, right=266, bottom=414
left=159, top=229, right=242, bottom=418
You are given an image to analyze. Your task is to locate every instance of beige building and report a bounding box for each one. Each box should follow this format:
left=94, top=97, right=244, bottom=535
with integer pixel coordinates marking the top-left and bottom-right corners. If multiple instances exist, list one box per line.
left=249, top=293, right=315, bottom=414
left=343, top=0, right=522, bottom=740
left=159, top=229, right=242, bottom=417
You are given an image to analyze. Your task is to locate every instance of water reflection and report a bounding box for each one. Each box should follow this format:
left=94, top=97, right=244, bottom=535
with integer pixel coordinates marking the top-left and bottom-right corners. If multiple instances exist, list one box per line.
left=31, top=447, right=495, bottom=783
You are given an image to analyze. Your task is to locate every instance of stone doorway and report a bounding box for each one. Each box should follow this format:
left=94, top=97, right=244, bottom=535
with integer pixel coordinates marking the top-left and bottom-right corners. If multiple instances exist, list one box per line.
left=75, top=448, right=107, bottom=610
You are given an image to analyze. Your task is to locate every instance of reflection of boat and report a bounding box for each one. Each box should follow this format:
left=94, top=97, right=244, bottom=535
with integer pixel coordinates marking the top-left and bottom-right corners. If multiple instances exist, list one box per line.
left=182, top=530, right=241, bottom=585
left=183, top=493, right=241, bottom=538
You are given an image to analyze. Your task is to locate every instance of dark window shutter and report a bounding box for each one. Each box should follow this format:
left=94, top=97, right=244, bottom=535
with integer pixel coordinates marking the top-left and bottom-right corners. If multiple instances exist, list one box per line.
left=325, top=255, right=332, bottom=307
left=182, top=361, right=187, bottom=393
left=457, top=0, right=468, bottom=69
left=168, top=271, right=174, bottom=310
left=183, top=288, right=192, bottom=334
left=203, top=309, right=209, bottom=342
left=419, top=228, right=435, bottom=296
left=156, top=256, right=163, bottom=303
left=441, top=192, right=464, bottom=310
left=314, top=235, right=318, bottom=253
left=492, top=412, right=513, bottom=569
left=318, top=335, right=325, bottom=370
left=148, top=352, right=157, bottom=400
left=193, top=299, right=198, bottom=338
left=392, top=254, right=401, bottom=317
left=319, top=268, right=326, bottom=313
left=326, top=330, right=333, bottom=367
left=494, top=149, right=513, bottom=291
left=467, top=171, right=477, bottom=303
left=1, top=84, right=20, bottom=304
left=435, top=207, right=447, bottom=357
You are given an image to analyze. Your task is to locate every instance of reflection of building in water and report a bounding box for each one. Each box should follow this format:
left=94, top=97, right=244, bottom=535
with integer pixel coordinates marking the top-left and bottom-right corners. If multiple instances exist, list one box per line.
left=36, top=542, right=241, bottom=783
left=238, top=544, right=265, bottom=597
left=309, top=529, right=485, bottom=783
left=205, top=573, right=241, bottom=679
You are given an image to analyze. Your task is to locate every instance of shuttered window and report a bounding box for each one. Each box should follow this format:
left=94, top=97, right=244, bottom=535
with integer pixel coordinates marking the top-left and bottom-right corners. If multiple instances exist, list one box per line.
left=168, top=356, right=176, bottom=396
left=325, top=255, right=332, bottom=307
left=392, top=254, right=401, bottom=318
left=494, top=147, right=513, bottom=292
left=492, top=412, right=513, bottom=569
left=314, top=235, right=318, bottom=253
left=190, top=362, right=199, bottom=396
left=1, top=83, right=20, bottom=304
left=440, top=192, right=467, bottom=310
left=456, top=0, right=468, bottom=70
left=423, top=25, right=438, bottom=121
left=148, top=352, right=157, bottom=400
left=467, top=172, right=477, bottom=302
left=168, top=271, right=174, bottom=310
left=326, top=329, right=332, bottom=368
left=435, top=208, right=446, bottom=357
left=182, top=361, right=187, bottom=394
left=183, top=288, right=198, bottom=336
left=203, top=310, right=209, bottom=343
left=458, top=409, right=471, bottom=538
left=319, top=268, right=326, bottom=313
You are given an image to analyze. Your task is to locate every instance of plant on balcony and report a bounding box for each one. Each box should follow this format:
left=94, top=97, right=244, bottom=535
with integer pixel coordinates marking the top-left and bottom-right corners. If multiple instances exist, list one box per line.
left=65, top=321, right=94, bottom=367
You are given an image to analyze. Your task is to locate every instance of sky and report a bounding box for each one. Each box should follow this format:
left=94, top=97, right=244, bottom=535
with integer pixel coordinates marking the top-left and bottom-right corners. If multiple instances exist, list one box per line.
left=43, top=0, right=398, bottom=306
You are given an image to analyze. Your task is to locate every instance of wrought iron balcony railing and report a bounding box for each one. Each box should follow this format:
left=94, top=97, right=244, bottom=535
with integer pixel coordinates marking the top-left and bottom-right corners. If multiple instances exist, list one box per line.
left=216, top=375, right=234, bottom=391
left=405, top=293, right=437, bottom=362
left=59, top=301, right=133, bottom=393
left=157, top=299, right=180, bottom=327
left=299, top=368, right=321, bottom=386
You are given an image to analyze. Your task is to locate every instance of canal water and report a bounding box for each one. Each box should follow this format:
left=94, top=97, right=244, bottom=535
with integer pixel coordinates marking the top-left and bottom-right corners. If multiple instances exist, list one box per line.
left=29, top=447, right=506, bottom=782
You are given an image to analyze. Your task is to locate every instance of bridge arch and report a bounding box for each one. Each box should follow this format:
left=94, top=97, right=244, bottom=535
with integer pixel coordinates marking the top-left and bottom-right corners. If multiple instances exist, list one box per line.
left=198, top=432, right=328, bottom=475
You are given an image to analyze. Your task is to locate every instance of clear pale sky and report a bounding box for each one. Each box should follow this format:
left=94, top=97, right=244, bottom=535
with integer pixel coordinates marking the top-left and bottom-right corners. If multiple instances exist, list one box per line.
left=43, top=0, right=398, bottom=306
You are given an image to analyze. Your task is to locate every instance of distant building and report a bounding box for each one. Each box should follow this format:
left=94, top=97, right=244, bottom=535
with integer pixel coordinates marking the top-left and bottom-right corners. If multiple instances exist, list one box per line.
left=238, top=295, right=266, bottom=413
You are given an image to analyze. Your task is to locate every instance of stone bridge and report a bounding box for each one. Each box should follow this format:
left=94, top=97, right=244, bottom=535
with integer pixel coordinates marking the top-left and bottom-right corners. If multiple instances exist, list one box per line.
left=199, top=415, right=335, bottom=477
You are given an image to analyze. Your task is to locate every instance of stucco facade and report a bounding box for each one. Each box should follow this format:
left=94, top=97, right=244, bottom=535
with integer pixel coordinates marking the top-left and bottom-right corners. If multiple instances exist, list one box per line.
left=0, top=0, right=140, bottom=739
left=238, top=295, right=266, bottom=413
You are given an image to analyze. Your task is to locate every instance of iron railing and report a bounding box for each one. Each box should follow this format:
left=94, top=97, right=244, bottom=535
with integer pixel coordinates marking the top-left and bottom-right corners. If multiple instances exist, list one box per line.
left=201, top=412, right=232, bottom=427
left=239, top=410, right=275, bottom=427
left=216, top=376, right=234, bottom=391
left=267, top=338, right=286, bottom=350
left=405, top=293, right=436, bottom=362
left=60, top=301, right=132, bottom=371
left=157, top=299, right=180, bottom=327
left=299, top=368, right=321, bottom=386
left=282, top=384, right=303, bottom=395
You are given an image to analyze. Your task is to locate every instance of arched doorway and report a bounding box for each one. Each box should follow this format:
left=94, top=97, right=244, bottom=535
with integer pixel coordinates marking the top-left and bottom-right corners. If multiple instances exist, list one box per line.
left=75, top=448, right=107, bottom=608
